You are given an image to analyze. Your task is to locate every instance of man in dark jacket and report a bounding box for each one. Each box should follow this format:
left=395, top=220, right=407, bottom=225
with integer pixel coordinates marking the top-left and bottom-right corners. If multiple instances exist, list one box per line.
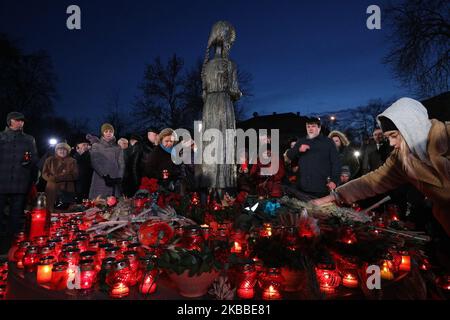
left=122, top=134, right=142, bottom=197
left=131, top=127, right=158, bottom=188
left=0, top=112, right=38, bottom=251
left=361, top=128, right=393, bottom=174
left=286, top=117, right=341, bottom=199
left=73, top=138, right=93, bottom=202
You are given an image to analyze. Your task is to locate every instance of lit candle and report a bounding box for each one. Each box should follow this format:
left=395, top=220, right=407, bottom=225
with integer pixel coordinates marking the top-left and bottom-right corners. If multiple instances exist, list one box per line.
left=399, top=255, right=411, bottom=272
left=139, top=270, right=157, bottom=295
left=262, top=285, right=281, bottom=300
left=236, top=264, right=257, bottom=299
left=29, top=209, right=47, bottom=240
left=380, top=261, right=394, bottom=280
left=342, top=273, right=359, bottom=288
left=37, top=256, right=54, bottom=284
left=315, top=267, right=341, bottom=293
left=231, top=241, right=242, bottom=254
left=110, top=282, right=130, bottom=298
left=260, top=223, right=272, bottom=238
left=79, top=260, right=97, bottom=290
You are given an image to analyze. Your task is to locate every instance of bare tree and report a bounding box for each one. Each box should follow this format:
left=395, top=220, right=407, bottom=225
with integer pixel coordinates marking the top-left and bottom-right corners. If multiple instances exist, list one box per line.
left=383, top=0, right=450, bottom=97
left=134, top=54, right=186, bottom=130
left=103, top=90, right=131, bottom=138
left=134, top=54, right=254, bottom=131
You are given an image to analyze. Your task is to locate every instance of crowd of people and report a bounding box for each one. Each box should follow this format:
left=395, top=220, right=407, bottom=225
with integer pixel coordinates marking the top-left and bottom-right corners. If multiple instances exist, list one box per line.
left=1, top=98, right=449, bottom=262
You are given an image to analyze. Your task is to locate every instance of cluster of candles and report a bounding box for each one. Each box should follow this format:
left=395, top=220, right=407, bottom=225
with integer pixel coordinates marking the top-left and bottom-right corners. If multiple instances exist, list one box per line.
left=313, top=247, right=413, bottom=295
left=0, top=259, right=8, bottom=299
left=8, top=204, right=418, bottom=300
left=8, top=213, right=160, bottom=299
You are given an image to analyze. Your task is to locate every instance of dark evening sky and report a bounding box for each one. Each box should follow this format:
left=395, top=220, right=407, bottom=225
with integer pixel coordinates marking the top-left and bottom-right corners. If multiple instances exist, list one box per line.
left=0, top=0, right=411, bottom=124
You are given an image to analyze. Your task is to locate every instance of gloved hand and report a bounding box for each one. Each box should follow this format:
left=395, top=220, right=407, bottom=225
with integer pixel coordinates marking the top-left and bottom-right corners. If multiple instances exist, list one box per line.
left=103, top=175, right=115, bottom=187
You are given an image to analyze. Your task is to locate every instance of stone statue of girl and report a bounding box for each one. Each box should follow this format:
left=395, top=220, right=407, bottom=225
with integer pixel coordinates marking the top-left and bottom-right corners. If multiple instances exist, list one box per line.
left=197, top=21, right=242, bottom=198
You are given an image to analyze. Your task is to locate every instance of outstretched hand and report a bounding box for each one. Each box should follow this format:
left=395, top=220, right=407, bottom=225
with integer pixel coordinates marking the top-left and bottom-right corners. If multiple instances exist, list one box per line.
left=310, top=195, right=335, bottom=207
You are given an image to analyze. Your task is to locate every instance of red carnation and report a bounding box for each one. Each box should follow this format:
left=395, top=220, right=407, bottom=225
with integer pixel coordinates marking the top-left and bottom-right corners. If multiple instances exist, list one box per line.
left=138, top=221, right=174, bottom=246
left=139, top=177, right=159, bottom=194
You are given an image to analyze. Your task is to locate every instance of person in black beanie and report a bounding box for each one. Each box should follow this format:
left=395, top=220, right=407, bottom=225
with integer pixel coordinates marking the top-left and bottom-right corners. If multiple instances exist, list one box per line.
left=131, top=127, right=159, bottom=187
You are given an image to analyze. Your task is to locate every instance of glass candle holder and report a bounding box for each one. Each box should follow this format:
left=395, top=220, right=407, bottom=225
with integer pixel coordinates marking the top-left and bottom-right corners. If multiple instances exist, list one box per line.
left=315, top=264, right=341, bottom=294
left=59, top=248, right=80, bottom=267
left=48, top=238, right=63, bottom=257
left=79, top=259, right=97, bottom=290
left=261, top=268, right=284, bottom=300
left=341, top=270, right=359, bottom=289
left=181, top=226, right=204, bottom=251
left=380, top=256, right=395, bottom=280
left=51, top=262, right=68, bottom=290
left=259, top=223, right=273, bottom=238
left=230, top=230, right=247, bottom=255
left=98, top=257, right=116, bottom=291
left=73, top=237, right=89, bottom=253
left=88, top=240, right=102, bottom=253
left=139, top=269, right=158, bottom=295
left=14, top=241, right=31, bottom=269
left=236, top=263, right=257, bottom=299
left=97, top=243, right=113, bottom=262
left=23, top=246, right=39, bottom=273
left=29, top=208, right=47, bottom=240
left=37, top=256, right=55, bottom=284
left=107, top=259, right=134, bottom=287
left=106, top=247, right=123, bottom=261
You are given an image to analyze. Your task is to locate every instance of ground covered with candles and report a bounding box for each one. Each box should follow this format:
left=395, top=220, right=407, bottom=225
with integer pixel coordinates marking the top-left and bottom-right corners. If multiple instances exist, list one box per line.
left=1, top=181, right=449, bottom=300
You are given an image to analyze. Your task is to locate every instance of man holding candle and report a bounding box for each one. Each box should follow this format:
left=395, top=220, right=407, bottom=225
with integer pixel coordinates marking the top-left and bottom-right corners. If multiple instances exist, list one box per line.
left=0, top=112, right=39, bottom=253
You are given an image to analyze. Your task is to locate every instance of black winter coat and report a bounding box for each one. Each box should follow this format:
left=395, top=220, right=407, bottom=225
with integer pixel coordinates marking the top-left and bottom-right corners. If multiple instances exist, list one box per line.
left=0, top=127, right=38, bottom=194
left=73, top=151, right=93, bottom=199
left=143, top=145, right=181, bottom=183
left=287, top=134, right=341, bottom=195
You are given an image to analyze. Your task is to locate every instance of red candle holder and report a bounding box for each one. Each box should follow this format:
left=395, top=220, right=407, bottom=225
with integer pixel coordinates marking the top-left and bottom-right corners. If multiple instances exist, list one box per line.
left=23, top=246, right=39, bottom=273
left=37, top=256, right=55, bottom=284
left=260, top=268, right=284, bottom=300
left=51, top=262, right=69, bottom=290
left=259, top=223, right=273, bottom=238
left=180, top=226, right=204, bottom=251
left=139, top=269, right=158, bottom=295
left=236, top=264, right=257, bottom=299
left=162, top=169, right=170, bottom=180
left=107, top=259, right=134, bottom=287
left=105, top=247, right=124, bottom=261
left=341, top=270, right=359, bottom=288
left=73, top=237, right=89, bottom=253
left=315, top=264, right=341, bottom=294
left=29, top=208, right=47, bottom=240
left=59, top=248, right=80, bottom=267
left=79, top=259, right=97, bottom=290
left=230, top=230, right=247, bottom=255
left=14, top=241, right=31, bottom=269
